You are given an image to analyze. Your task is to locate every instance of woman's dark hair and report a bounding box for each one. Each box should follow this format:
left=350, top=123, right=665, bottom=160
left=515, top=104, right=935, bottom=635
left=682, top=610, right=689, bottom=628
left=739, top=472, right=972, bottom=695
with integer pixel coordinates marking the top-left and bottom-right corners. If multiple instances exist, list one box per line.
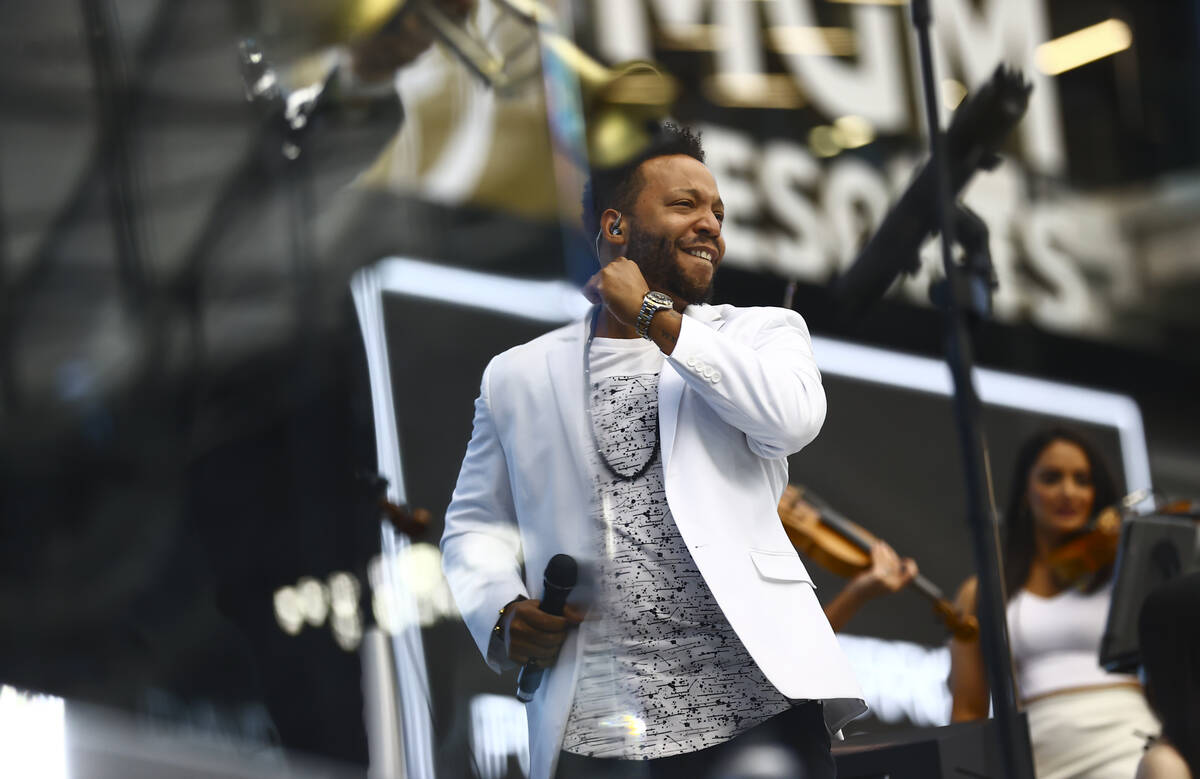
left=1139, top=571, right=1200, bottom=776
left=1000, top=426, right=1122, bottom=598
left=581, top=122, right=706, bottom=239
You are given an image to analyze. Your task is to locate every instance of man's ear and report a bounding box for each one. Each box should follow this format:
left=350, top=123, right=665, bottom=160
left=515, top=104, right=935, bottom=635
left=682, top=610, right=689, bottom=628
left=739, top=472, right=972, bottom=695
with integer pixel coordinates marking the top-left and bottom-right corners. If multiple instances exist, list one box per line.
left=599, top=209, right=627, bottom=247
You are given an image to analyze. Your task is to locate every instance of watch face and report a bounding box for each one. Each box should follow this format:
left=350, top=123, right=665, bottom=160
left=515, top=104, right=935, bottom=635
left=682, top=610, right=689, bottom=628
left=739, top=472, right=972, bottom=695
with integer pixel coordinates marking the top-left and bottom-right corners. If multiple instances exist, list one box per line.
left=647, top=291, right=674, bottom=307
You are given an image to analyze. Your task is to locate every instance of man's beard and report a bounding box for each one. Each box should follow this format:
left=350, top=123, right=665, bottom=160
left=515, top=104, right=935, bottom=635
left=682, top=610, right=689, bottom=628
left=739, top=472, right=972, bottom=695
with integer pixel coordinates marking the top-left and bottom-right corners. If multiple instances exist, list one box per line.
left=624, top=227, right=715, bottom=306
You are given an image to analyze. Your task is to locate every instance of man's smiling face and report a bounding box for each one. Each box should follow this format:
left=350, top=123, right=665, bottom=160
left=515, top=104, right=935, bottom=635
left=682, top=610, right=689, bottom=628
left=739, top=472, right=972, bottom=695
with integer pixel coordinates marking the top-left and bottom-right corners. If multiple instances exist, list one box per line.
left=624, top=154, right=726, bottom=306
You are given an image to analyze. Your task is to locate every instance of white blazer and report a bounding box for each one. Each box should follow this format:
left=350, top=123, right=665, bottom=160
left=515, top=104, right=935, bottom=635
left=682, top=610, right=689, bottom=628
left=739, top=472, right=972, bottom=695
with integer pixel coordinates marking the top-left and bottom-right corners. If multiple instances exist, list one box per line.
left=441, top=303, right=865, bottom=779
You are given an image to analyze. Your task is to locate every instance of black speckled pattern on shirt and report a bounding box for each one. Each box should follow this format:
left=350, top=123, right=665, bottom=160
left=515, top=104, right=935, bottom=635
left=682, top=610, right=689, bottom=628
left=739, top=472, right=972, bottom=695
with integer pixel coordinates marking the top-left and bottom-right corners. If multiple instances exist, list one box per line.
left=561, top=367, right=790, bottom=759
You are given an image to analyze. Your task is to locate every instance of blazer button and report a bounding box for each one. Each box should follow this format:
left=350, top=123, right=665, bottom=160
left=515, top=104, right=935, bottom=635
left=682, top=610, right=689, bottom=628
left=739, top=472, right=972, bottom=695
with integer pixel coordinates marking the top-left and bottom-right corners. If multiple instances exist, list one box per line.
left=686, top=357, right=697, bottom=368
left=710, top=371, right=722, bottom=382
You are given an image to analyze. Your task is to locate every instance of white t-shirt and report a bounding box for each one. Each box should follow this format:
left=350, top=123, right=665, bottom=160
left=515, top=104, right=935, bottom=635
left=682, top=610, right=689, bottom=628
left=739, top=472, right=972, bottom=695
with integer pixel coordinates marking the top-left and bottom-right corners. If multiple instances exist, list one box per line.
left=1007, top=582, right=1138, bottom=701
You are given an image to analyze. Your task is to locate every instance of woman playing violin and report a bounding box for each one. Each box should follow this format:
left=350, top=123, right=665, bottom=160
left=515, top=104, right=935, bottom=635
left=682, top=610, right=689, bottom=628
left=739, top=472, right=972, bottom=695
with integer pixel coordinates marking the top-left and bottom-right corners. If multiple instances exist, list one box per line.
left=949, top=427, right=1159, bottom=779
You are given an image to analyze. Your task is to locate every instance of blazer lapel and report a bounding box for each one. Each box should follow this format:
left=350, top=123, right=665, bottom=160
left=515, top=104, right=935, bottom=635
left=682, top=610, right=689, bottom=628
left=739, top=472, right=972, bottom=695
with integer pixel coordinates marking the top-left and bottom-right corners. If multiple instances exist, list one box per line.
left=545, top=316, right=593, bottom=479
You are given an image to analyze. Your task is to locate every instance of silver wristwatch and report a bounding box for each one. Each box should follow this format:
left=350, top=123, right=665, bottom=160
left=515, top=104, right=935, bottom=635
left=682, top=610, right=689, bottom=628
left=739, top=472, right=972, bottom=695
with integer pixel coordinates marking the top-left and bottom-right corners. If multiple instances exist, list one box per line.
left=636, top=291, right=675, bottom=339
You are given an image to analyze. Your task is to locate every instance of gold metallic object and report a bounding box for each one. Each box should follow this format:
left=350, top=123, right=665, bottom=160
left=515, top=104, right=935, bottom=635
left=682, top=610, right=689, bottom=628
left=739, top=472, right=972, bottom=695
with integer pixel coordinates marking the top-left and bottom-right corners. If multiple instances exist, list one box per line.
left=262, top=0, right=677, bottom=166
left=538, top=35, right=677, bottom=168
left=423, top=0, right=677, bottom=166
left=419, top=0, right=677, bottom=166
left=264, top=0, right=410, bottom=48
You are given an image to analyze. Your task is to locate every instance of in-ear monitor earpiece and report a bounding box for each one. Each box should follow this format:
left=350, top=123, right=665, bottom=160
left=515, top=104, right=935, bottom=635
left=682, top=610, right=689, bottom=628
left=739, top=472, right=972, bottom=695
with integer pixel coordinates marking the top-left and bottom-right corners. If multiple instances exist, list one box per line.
left=594, top=212, right=624, bottom=259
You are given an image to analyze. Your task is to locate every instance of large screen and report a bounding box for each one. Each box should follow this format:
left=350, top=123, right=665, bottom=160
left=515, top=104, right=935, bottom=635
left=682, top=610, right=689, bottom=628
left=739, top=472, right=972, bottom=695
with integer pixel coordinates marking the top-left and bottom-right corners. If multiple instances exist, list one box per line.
left=361, top=257, right=1151, bottom=776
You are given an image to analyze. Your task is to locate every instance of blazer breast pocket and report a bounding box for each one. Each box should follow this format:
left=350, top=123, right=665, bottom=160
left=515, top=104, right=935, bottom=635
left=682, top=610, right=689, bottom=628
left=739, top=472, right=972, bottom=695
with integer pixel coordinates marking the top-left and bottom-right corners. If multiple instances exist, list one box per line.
left=748, top=549, right=815, bottom=585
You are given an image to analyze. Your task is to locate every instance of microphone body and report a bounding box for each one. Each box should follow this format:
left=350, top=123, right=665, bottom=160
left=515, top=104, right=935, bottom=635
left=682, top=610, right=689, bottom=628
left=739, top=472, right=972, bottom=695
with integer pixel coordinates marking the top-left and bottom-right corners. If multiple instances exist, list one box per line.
left=834, top=65, right=1031, bottom=316
left=516, top=554, right=578, bottom=703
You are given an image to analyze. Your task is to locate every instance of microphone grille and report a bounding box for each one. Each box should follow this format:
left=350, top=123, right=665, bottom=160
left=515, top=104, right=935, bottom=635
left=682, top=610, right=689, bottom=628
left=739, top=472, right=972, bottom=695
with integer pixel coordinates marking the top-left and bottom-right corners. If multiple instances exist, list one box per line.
left=545, top=554, right=578, bottom=588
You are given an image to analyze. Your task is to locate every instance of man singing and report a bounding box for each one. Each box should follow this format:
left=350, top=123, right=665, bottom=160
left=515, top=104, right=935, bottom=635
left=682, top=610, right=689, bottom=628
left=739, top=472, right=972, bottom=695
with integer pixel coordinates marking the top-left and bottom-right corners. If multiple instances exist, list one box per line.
left=441, top=124, right=865, bottom=779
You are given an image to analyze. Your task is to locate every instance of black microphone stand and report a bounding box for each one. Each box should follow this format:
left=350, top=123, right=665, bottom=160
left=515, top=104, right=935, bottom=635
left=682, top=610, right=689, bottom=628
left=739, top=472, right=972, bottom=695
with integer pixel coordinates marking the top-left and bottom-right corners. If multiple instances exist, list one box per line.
left=908, top=1, right=1035, bottom=777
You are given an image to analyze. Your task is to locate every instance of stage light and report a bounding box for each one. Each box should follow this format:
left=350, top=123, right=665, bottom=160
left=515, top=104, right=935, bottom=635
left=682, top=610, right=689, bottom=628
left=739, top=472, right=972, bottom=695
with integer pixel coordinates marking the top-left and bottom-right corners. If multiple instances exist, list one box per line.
left=1035, top=19, right=1133, bottom=76
left=399, top=543, right=460, bottom=628
left=273, top=586, right=304, bottom=635
left=808, top=125, right=842, bottom=158
left=297, top=576, right=330, bottom=627
left=372, top=588, right=401, bottom=634
left=329, top=571, right=361, bottom=618
left=331, top=611, right=363, bottom=651
left=833, top=115, right=875, bottom=149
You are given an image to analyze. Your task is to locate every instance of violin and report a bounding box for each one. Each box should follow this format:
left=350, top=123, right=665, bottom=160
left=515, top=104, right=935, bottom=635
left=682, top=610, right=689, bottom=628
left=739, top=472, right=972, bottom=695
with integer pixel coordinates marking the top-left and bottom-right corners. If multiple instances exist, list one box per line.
left=1046, top=490, right=1198, bottom=588
left=778, top=484, right=979, bottom=641
left=1045, top=506, right=1123, bottom=587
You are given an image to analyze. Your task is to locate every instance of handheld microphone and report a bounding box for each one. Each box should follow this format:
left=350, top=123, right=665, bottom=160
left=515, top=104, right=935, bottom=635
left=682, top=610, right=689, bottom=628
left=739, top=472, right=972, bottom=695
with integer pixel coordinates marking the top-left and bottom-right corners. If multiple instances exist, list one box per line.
left=516, top=554, right=578, bottom=703
left=833, top=65, right=1031, bottom=318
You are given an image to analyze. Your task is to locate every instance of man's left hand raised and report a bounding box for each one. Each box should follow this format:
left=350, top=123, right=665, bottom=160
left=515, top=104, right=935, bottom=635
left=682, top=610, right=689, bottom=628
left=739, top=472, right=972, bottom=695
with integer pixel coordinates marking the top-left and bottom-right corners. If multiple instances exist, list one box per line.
left=583, top=258, right=651, bottom=327
left=584, top=258, right=684, bottom=353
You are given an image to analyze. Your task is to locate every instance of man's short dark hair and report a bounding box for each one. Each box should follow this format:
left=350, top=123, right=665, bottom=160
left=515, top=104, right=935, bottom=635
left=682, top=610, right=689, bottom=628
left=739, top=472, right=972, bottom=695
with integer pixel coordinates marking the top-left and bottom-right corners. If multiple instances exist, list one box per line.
left=582, top=123, right=706, bottom=239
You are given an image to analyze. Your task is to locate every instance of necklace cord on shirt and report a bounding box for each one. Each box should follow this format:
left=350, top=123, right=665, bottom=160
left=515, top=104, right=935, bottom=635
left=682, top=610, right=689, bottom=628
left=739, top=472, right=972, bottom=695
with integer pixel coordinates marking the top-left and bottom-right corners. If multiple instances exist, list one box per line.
left=583, top=306, right=661, bottom=483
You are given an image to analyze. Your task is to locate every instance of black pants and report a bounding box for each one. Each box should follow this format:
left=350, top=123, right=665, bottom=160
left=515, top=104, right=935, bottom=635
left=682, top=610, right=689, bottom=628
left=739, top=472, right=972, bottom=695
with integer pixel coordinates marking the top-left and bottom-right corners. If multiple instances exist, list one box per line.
left=553, top=702, right=835, bottom=779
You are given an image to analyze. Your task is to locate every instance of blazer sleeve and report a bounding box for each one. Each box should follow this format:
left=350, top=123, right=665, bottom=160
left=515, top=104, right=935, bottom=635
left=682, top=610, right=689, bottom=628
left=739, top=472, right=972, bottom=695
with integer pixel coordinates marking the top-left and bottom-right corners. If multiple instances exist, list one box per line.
left=665, top=308, right=826, bottom=459
left=440, top=359, right=529, bottom=672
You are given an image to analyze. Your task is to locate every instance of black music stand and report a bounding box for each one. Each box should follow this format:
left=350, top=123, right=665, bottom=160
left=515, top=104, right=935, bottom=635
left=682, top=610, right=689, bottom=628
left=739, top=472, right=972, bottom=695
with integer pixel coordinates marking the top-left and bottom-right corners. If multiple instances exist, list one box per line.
left=1100, top=514, right=1200, bottom=672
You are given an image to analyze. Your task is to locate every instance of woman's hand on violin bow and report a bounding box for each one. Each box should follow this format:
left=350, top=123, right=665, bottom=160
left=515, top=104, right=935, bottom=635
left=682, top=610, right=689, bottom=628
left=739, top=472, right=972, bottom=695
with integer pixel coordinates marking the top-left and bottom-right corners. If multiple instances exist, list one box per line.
left=823, top=540, right=918, bottom=632
left=852, top=540, right=919, bottom=600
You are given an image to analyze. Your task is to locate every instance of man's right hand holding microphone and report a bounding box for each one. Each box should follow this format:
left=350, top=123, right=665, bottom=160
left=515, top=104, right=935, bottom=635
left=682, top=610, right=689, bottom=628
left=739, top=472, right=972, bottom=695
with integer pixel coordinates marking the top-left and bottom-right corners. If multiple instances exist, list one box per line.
left=500, top=598, right=585, bottom=668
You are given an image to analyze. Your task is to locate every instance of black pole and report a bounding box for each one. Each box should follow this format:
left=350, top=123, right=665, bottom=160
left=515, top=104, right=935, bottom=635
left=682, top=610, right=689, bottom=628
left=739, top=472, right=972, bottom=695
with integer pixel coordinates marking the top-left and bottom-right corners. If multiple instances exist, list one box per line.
left=908, top=2, right=1035, bottom=777
left=0, top=162, right=14, bottom=414
left=80, top=0, right=170, bottom=389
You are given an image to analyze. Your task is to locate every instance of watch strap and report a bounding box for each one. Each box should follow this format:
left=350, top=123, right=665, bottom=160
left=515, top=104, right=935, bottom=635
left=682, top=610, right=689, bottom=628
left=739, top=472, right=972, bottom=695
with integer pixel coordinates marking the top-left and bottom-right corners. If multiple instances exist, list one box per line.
left=636, top=292, right=673, bottom=339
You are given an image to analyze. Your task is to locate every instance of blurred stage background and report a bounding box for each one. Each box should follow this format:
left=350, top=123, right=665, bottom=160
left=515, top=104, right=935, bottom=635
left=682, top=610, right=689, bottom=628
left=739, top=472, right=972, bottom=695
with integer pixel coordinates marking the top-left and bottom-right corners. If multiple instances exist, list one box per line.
left=2, top=0, right=1199, bottom=776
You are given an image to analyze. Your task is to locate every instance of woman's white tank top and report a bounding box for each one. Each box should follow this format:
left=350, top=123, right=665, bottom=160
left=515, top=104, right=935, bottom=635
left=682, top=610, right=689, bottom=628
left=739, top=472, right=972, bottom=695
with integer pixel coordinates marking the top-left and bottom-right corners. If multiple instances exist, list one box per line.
left=1006, top=582, right=1137, bottom=701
